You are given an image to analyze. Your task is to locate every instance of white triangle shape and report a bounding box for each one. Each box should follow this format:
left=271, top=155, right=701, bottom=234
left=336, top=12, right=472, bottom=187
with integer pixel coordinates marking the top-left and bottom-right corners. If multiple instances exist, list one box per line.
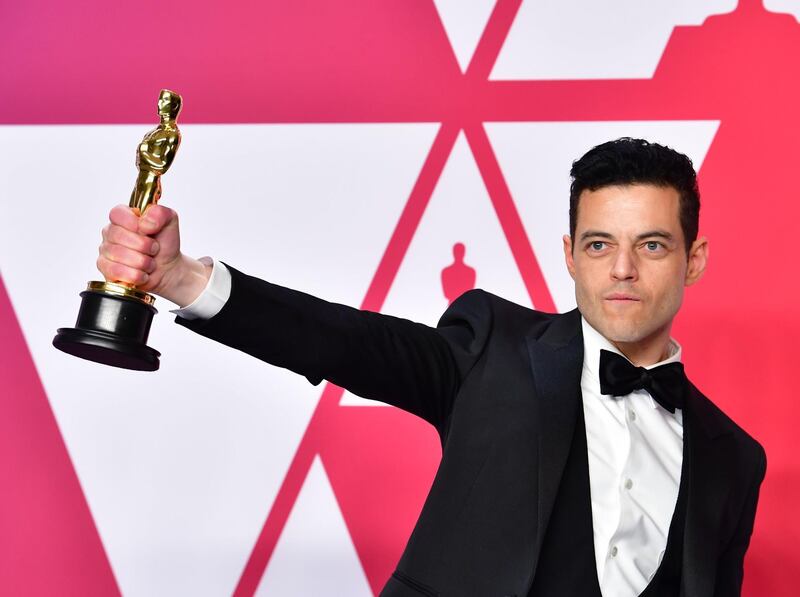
left=491, top=0, right=736, bottom=80
left=256, top=456, right=374, bottom=596
left=341, top=131, right=531, bottom=406
left=433, top=0, right=497, bottom=72
left=0, top=123, right=438, bottom=596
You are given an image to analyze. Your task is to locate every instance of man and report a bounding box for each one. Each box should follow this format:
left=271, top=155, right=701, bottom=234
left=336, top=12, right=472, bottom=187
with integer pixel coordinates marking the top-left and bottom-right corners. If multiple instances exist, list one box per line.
left=97, top=138, right=766, bottom=596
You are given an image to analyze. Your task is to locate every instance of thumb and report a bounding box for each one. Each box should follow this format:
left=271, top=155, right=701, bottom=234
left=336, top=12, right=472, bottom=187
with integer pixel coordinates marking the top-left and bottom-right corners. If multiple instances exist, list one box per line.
left=138, top=205, right=177, bottom=236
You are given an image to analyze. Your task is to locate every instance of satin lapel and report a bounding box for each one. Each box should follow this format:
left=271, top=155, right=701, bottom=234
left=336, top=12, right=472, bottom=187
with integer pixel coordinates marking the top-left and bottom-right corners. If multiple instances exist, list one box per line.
left=681, top=385, right=735, bottom=597
left=524, top=309, right=583, bottom=583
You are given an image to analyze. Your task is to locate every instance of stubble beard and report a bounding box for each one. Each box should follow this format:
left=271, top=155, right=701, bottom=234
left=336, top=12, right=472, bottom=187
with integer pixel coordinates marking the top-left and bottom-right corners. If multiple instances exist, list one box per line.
left=576, top=289, right=680, bottom=354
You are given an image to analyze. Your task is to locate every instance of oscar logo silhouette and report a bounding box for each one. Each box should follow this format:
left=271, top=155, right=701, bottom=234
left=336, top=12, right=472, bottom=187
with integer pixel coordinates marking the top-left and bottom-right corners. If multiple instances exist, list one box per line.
left=441, top=242, right=476, bottom=305
left=53, top=89, right=183, bottom=371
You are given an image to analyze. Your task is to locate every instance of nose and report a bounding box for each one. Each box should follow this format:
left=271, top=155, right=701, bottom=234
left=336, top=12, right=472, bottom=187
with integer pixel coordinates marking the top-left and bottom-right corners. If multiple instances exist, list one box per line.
left=610, top=247, right=638, bottom=282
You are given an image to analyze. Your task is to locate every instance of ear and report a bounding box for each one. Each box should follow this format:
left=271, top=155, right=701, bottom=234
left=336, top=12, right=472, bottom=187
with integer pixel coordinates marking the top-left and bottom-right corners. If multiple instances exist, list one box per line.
left=563, top=234, right=576, bottom=280
left=685, top=236, right=709, bottom=286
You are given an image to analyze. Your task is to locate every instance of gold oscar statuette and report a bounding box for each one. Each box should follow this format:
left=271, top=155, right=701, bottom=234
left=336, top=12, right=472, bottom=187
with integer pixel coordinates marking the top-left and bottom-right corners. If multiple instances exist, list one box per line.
left=53, top=89, right=183, bottom=371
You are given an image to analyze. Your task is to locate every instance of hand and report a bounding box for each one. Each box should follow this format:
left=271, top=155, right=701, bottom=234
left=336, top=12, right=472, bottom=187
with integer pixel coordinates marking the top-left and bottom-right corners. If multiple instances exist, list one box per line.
left=97, top=204, right=211, bottom=307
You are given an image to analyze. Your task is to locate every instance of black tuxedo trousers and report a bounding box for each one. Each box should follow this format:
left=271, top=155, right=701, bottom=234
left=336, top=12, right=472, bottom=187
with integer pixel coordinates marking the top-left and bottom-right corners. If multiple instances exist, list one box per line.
left=177, top=264, right=766, bottom=597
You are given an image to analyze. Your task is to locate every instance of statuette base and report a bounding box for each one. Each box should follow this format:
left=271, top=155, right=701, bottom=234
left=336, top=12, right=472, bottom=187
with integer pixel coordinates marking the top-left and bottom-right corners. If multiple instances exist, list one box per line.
left=53, top=284, right=160, bottom=371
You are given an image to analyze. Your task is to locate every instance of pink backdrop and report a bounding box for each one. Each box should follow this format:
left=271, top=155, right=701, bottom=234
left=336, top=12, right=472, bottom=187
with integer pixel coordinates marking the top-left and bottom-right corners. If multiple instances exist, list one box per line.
left=1, top=1, right=797, bottom=595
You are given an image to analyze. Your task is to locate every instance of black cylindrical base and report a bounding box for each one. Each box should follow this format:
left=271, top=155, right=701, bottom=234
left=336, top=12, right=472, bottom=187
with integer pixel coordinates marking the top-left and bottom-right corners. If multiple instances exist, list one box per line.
left=53, top=288, right=160, bottom=371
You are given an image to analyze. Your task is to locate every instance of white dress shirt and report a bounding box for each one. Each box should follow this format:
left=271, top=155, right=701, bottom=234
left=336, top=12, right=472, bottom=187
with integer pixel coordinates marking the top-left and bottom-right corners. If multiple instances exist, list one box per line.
left=174, top=261, right=684, bottom=596
left=581, top=317, right=683, bottom=596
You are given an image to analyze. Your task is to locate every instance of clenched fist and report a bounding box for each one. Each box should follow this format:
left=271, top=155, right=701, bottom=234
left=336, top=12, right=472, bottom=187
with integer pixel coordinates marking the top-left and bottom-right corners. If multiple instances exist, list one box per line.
left=97, top=204, right=211, bottom=307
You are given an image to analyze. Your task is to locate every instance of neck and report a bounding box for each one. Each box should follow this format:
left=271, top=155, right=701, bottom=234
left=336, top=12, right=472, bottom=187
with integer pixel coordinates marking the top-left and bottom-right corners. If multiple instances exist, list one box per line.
left=611, top=324, right=673, bottom=367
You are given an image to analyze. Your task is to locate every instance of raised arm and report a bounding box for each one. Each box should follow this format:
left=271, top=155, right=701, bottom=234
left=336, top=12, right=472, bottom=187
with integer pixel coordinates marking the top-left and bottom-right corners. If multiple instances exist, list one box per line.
left=97, top=203, right=492, bottom=429
left=175, top=264, right=492, bottom=428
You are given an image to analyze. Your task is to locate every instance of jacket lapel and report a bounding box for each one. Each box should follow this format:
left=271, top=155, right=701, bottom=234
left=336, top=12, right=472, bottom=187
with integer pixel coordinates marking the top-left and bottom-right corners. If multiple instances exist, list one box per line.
left=681, top=384, right=736, bottom=597
left=524, top=309, right=584, bottom=583
left=523, top=310, right=737, bottom=595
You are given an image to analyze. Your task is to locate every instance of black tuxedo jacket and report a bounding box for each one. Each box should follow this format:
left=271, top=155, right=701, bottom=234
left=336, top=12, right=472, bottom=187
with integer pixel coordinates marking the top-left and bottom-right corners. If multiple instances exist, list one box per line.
left=177, top=264, right=766, bottom=597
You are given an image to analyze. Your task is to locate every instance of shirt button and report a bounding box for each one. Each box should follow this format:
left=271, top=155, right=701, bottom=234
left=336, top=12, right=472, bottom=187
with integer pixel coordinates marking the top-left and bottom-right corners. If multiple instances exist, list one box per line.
left=624, top=478, right=633, bottom=490
left=610, top=546, right=618, bottom=557
left=628, top=409, right=636, bottom=421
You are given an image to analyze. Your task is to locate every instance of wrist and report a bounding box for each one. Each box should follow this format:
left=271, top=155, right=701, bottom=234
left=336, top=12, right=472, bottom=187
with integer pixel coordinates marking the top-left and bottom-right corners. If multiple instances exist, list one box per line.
left=166, top=254, right=212, bottom=307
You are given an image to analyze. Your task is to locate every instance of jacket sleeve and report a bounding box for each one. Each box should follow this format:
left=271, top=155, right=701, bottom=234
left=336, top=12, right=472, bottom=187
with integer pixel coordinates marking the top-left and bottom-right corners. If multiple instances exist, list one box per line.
left=175, top=263, right=492, bottom=429
left=713, top=443, right=767, bottom=596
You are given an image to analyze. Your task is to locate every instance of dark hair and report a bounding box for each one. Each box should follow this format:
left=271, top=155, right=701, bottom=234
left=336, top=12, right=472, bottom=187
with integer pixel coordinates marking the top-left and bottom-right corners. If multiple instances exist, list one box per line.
left=569, top=137, right=700, bottom=254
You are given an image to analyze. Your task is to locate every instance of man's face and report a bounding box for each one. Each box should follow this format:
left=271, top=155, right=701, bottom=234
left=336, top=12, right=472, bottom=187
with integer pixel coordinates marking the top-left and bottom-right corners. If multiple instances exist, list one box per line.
left=563, top=184, right=707, bottom=350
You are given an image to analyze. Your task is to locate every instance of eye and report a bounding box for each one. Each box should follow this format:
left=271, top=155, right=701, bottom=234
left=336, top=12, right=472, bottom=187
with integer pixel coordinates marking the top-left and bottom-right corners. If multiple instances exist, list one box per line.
left=587, top=241, right=607, bottom=253
left=645, top=241, right=662, bottom=251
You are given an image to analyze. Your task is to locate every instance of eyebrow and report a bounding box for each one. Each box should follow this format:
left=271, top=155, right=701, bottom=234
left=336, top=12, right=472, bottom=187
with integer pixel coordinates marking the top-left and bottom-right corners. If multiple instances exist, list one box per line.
left=579, top=230, right=614, bottom=242
left=579, top=229, right=675, bottom=242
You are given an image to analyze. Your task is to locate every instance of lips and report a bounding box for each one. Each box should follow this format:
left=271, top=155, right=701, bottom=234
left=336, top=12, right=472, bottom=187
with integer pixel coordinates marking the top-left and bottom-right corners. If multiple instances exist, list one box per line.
left=605, top=293, right=641, bottom=301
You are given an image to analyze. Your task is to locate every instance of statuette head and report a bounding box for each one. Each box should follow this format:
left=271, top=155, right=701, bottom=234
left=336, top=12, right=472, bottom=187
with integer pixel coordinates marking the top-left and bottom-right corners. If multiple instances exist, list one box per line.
left=157, top=89, right=182, bottom=120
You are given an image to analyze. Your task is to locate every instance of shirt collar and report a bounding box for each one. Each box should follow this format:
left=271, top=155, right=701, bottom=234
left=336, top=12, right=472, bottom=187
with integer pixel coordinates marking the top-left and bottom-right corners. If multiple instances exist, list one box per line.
left=580, top=316, right=682, bottom=411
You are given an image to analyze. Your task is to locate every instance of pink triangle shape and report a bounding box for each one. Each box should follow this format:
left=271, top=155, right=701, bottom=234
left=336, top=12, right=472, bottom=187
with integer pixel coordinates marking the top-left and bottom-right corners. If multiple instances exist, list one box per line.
left=0, top=274, right=120, bottom=595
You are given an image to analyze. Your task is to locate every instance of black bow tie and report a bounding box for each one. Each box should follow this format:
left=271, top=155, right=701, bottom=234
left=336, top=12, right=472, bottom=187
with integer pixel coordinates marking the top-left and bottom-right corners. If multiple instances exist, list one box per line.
left=599, top=349, right=687, bottom=413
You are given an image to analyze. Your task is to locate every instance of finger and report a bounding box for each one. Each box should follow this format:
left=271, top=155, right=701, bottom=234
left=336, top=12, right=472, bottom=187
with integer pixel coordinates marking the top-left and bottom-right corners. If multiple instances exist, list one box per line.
left=99, top=241, right=157, bottom=273
left=139, top=205, right=177, bottom=236
left=96, top=255, right=150, bottom=286
left=109, top=204, right=141, bottom=232
left=105, top=223, right=160, bottom=255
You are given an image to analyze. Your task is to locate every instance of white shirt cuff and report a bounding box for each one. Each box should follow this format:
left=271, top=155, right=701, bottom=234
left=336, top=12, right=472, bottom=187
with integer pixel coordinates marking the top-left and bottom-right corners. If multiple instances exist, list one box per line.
left=170, top=257, right=232, bottom=320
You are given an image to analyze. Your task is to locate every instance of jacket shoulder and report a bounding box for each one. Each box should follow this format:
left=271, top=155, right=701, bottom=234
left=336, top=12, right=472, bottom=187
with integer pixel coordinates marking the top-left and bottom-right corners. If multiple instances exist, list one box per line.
left=441, top=289, right=559, bottom=331
left=690, top=383, right=766, bottom=463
